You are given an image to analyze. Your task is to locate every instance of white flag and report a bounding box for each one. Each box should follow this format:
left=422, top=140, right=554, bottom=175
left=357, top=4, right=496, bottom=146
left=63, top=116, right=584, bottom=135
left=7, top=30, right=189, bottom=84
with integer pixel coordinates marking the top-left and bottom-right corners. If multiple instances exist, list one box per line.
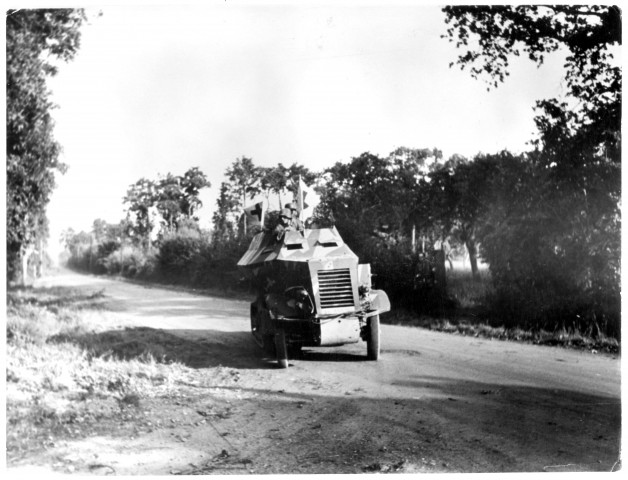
left=297, top=176, right=320, bottom=220
left=244, top=201, right=264, bottom=227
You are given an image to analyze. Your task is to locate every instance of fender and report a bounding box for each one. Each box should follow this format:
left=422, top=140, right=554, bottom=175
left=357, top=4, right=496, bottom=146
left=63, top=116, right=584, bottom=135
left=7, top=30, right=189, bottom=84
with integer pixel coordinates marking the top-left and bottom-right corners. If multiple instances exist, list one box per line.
left=363, top=289, right=390, bottom=318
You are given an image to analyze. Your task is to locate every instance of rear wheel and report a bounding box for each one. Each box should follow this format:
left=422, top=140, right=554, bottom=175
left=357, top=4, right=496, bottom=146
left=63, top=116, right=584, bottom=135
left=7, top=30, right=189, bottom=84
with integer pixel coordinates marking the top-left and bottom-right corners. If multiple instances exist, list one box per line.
left=275, top=331, right=289, bottom=368
left=366, top=315, right=380, bottom=360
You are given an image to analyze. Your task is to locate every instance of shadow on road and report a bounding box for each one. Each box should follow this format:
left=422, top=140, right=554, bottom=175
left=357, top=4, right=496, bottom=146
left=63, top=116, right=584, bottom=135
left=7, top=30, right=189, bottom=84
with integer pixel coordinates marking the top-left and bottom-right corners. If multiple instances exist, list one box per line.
left=54, top=326, right=374, bottom=370
left=174, top=379, right=621, bottom=473
left=55, top=326, right=267, bottom=369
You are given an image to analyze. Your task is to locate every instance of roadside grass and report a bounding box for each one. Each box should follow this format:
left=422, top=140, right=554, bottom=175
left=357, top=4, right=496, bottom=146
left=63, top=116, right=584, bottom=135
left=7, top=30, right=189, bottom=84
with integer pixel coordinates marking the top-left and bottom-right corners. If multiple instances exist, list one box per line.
left=445, top=267, right=491, bottom=309
left=383, top=267, right=619, bottom=355
left=383, top=310, right=619, bottom=354
left=6, top=286, right=205, bottom=462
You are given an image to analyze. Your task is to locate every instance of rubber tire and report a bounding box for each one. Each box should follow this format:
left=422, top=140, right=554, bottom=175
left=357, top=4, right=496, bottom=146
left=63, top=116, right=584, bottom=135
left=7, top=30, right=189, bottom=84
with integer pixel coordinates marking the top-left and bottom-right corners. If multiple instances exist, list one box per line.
left=367, top=315, right=380, bottom=360
left=275, top=331, right=289, bottom=368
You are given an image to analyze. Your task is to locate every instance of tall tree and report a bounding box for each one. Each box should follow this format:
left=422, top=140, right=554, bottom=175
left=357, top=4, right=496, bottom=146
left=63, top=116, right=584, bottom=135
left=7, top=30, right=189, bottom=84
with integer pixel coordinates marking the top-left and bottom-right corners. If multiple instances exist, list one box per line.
left=442, top=5, right=621, bottom=333
left=321, top=149, right=441, bottom=248
left=212, top=181, right=241, bottom=241
left=442, top=5, right=620, bottom=168
left=179, top=167, right=210, bottom=219
left=425, top=154, right=491, bottom=278
left=6, top=9, right=86, bottom=282
left=123, top=178, right=157, bottom=250
left=154, top=173, right=182, bottom=234
left=225, top=157, right=261, bottom=235
left=259, top=163, right=289, bottom=207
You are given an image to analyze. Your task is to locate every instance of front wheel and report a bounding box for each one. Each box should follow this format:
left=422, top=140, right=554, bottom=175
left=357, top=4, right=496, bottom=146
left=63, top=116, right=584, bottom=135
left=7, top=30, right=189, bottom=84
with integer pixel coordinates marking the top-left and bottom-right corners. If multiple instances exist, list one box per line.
left=366, top=315, right=380, bottom=360
left=275, top=331, right=289, bottom=368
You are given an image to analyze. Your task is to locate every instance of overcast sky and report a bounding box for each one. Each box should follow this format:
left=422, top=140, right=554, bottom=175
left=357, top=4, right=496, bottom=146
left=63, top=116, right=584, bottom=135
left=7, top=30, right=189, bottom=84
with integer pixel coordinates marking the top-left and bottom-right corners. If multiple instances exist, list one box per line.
left=41, top=1, right=568, bottom=255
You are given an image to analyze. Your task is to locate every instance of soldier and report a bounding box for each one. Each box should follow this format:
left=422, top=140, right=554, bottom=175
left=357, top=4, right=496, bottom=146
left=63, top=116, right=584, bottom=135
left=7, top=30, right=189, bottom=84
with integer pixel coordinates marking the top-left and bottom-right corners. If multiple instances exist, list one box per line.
left=285, top=202, right=304, bottom=232
left=273, top=208, right=294, bottom=240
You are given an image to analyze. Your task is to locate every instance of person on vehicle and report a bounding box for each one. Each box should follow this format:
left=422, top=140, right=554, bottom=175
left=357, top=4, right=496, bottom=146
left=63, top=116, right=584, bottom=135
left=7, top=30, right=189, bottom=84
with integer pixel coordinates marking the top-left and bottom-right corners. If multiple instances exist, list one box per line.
left=285, top=202, right=304, bottom=232
left=273, top=208, right=294, bottom=240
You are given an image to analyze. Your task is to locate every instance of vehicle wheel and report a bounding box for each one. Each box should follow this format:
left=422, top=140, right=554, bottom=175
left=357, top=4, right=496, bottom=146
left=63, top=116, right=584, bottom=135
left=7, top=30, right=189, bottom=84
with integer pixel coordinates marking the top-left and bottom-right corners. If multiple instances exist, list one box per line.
left=366, top=315, right=380, bottom=360
left=275, top=331, right=289, bottom=368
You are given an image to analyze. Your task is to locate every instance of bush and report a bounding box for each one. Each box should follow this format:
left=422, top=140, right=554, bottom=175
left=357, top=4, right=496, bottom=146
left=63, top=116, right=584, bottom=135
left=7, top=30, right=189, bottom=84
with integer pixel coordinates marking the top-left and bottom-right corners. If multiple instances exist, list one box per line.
left=157, top=231, right=204, bottom=281
left=194, top=233, right=251, bottom=290
left=475, top=156, right=621, bottom=339
left=358, top=237, right=449, bottom=312
left=102, top=245, right=157, bottom=279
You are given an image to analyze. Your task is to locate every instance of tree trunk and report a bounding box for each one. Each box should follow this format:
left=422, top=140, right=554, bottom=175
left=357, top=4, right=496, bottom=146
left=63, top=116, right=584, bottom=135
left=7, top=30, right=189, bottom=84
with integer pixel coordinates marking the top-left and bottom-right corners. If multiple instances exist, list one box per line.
left=20, top=245, right=35, bottom=286
left=465, top=239, right=479, bottom=279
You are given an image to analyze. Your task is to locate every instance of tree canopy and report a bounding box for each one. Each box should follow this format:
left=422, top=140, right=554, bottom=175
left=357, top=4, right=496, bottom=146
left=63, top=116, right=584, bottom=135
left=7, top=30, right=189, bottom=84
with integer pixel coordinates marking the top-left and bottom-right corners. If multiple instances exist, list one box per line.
left=6, top=9, right=86, bottom=282
left=123, top=167, right=210, bottom=248
left=442, top=5, right=621, bottom=333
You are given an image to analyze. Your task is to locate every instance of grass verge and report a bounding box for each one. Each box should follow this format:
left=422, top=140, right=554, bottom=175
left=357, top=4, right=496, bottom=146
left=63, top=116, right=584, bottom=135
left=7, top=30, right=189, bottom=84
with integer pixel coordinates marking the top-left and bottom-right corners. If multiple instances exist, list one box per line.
left=6, top=286, right=209, bottom=463
left=383, top=309, right=619, bottom=354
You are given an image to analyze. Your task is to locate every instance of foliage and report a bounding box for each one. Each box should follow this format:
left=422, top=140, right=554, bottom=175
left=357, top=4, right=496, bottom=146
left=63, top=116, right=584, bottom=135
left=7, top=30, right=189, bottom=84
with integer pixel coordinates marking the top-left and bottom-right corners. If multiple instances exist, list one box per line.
left=316, top=149, right=449, bottom=310
left=442, top=5, right=621, bottom=337
left=212, top=182, right=241, bottom=241
left=319, top=149, right=441, bottom=249
left=7, top=286, right=204, bottom=462
left=213, top=157, right=317, bottom=239
left=158, top=231, right=204, bottom=280
left=122, top=167, right=210, bottom=247
left=6, top=9, right=86, bottom=282
left=122, top=178, right=156, bottom=249
left=154, top=167, right=210, bottom=233
left=101, top=245, right=157, bottom=278
left=443, top=5, right=621, bottom=90
left=475, top=152, right=620, bottom=337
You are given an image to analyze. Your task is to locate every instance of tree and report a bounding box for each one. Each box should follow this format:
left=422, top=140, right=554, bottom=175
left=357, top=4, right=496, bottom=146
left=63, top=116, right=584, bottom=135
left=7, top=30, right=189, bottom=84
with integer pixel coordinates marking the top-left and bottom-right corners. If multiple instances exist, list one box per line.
left=212, top=181, right=241, bottom=241
left=123, top=168, right=210, bottom=244
left=154, top=167, right=210, bottom=234
left=442, top=6, right=621, bottom=335
left=259, top=162, right=318, bottom=208
left=424, top=154, right=489, bottom=278
left=321, top=148, right=441, bottom=248
left=91, top=219, right=108, bottom=243
left=154, top=173, right=182, bottom=234
left=6, top=9, right=86, bottom=282
left=225, top=157, right=261, bottom=235
left=179, top=167, right=210, bottom=219
left=442, top=5, right=620, bottom=168
left=123, top=178, right=157, bottom=250
left=259, top=163, right=289, bottom=207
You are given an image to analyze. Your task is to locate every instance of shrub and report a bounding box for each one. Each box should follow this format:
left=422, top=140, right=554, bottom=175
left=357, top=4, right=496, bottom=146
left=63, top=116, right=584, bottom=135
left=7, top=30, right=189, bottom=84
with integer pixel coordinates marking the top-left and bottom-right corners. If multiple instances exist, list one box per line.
left=157, top=231, right=203, bottom=281
left=102, top=245, right=156, bottom=279
left=358, top=238, right=449, bottom=312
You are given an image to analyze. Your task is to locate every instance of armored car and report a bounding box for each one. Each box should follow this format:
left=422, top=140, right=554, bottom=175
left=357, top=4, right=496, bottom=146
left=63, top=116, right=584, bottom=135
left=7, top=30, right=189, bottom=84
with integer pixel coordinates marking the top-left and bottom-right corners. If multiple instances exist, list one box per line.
left=238, top=227, right=390, bottom=368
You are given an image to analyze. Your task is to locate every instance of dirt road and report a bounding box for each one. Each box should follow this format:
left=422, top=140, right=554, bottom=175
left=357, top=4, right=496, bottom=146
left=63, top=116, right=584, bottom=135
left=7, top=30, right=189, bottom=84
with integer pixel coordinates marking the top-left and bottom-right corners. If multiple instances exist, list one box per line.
left=23, top=271, right=621, bottom=474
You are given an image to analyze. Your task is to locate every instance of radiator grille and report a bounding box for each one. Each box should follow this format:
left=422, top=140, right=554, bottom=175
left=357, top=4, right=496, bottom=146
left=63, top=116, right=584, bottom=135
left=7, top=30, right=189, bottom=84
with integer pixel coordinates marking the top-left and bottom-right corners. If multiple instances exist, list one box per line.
left=318, top=268, right=354, bottom=309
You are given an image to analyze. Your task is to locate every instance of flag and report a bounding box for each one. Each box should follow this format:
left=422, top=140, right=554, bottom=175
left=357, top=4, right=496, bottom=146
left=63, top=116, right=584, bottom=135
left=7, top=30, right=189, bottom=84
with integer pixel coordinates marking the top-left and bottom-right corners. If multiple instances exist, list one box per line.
left=296, top=176, right=320, bottom=220
left=244, top=201, right=264, bottom=227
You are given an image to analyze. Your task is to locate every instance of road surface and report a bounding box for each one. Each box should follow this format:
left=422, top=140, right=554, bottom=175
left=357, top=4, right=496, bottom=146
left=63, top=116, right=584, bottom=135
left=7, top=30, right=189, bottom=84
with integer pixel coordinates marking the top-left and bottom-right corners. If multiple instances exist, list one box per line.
left=27, top=271, right=622, bottom=474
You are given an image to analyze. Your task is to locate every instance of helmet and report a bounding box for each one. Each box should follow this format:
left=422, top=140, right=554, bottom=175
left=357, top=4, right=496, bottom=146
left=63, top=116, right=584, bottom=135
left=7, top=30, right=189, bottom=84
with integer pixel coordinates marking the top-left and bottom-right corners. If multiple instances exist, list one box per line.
left=280, top=208, right=292, bottom=218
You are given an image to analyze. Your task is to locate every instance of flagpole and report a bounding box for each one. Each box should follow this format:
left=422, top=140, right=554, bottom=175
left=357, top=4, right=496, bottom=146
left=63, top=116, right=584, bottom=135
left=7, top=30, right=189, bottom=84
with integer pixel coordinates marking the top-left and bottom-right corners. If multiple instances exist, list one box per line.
left=298, top=175, right=303, bottom=222
left=243, top=191, right=247, bottom=236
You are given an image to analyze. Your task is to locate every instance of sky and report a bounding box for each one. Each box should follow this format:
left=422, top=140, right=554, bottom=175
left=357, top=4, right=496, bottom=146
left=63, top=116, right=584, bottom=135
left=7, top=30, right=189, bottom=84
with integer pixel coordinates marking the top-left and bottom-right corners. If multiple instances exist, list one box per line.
left=38, top=1, right=569, bottom=259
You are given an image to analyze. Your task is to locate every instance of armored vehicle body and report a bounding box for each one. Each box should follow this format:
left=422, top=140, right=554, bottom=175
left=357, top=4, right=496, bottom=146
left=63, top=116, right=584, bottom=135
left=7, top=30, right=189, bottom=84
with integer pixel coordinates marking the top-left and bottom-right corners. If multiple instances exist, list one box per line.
left=238, top=227, right=390, bottom=368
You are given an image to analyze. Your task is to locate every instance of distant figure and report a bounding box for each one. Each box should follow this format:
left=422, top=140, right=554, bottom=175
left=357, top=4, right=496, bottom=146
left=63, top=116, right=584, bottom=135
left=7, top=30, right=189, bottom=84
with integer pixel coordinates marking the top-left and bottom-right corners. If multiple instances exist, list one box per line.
left=273, top=208, right=294, bottom=241
left=285, top=202, right=304, bottom=232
